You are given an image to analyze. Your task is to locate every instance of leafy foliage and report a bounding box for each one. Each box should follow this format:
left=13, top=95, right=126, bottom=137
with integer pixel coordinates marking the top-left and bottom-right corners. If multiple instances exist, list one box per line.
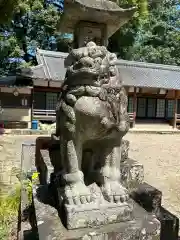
left=0, top=0, right=63, bottom=76
left=118, top=0, right=149, bottom=18
left=0, top=0, right=19, bottom=24
left=109, top=0, right=180, bottom=65
left=0, top=170, right=39, bottom=240
left=0, top=0, right=179, bottom=77
left=0, top=183, right=20, bottom=240
left=0, top=33, right=22, bottom=76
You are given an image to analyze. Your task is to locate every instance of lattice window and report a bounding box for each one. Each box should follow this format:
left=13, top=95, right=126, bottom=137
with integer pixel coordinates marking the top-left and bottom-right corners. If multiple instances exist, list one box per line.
left=147, top=99, right=156, bottom=118
left=166, top=100, right=174, bottom=118
left=46, top=92, right=58, bottom=110
left=137, top=98, right=146, bottom=117
left=156, top=99, right=165, bottom=118
left=128, top=97, right=134, bottom=113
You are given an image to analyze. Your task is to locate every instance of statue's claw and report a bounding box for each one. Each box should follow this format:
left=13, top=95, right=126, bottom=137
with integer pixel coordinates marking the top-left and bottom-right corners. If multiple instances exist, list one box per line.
left=101, top=181, right=129, bottom=204
left=64, top=182, right=92, bottom=205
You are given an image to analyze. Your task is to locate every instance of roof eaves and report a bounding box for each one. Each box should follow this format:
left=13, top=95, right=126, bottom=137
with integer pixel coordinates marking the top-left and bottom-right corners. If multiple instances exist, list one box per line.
left=36, top=49, right=68, bottom=59
left=124, top=83, right=178, bottom=91
left=31, top=76, right=63, bottom=81
left=117, top=59, right=180, bottom=72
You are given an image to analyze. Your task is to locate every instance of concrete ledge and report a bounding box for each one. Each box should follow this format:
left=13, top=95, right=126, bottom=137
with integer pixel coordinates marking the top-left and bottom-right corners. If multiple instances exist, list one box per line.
left=3, top=129, right=52, bottom=135
left=121, top=158, right=144, bottom=191
left=32, top=184, right=161, bottom=240
left=1, top=128, right=180, bottom=135
left=129, top=128, right=180, bottom=134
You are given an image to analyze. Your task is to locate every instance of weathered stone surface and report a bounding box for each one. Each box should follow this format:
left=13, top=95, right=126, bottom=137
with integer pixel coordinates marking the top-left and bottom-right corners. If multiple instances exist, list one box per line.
left=35, top=138, right=144, bottom=195
left=32, top=185, right=160, bottom=240
left=60, top=183, right=133, bottom=229
left=158, top=207, right=179, bottom=240
left=121, top=158, right=144, bottom=191
left=121, top=139, right=130, bottom=162
left=131, top=182, right=162, bottom=216
left=59, top=0, right=136, bottom=39
left=54, top=41, right=132, bottom=212
left=130, top=183, right=179, bottom=240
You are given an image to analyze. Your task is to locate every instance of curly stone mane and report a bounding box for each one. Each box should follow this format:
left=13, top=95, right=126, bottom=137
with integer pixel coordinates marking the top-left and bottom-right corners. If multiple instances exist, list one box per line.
left=56, top=41, right=129, bottom=137
left=50, top=42, right=131, bottom=208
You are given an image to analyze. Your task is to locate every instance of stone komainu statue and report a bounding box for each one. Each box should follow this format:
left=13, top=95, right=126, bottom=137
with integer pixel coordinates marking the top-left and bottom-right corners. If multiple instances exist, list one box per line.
left=54, top=42, right=130, bottom=205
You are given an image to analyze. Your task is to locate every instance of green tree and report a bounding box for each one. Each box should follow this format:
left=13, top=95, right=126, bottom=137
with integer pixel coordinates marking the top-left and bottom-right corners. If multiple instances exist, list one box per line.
left=109, top=0, right=180, bottom=65
left=0, top=0, right=19, bottom=24
left=0, top=34, right=22, bottom=76
left=127, top=1, right=180, bottom=65
left=118, top=0, right=149, bottom=18
left=109, top=0, right=149, bottom=57
left=0, top=0, right=62, bottom=76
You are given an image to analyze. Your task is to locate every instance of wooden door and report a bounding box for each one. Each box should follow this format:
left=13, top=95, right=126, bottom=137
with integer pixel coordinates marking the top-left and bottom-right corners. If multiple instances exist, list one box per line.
left=137, top=98, right=146, bottom=118
left=147, top=98, right=156, bottom=118
left=156, top=99, right=165, bottom=118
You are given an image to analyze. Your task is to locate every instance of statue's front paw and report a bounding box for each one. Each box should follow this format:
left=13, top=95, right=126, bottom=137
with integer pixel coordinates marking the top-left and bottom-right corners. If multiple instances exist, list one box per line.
left=101, top=181, right=129, bottom=204
left=64, top=182, right=92, bottom=205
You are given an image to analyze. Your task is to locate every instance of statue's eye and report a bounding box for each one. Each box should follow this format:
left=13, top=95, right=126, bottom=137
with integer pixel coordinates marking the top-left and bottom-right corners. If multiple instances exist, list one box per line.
left=107, top=89, right=111, bottom=93
left=108, top=88, right=115, bottom=94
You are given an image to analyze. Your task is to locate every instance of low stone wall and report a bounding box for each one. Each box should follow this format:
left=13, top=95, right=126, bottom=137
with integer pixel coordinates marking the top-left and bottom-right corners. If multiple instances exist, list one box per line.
left=2, top=128, right=180, bottom=135
left=3, top=129, right=51, bottom=135
left=0, top=135, right=37, bottom=194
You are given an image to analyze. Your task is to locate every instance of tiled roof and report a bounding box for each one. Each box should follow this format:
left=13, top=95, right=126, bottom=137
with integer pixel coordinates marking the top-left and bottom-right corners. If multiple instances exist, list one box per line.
left=32, top=49, right=68, bottom=81
left=117, top=60, right=180, bottom=90
left=20, top=49, right=68, bottom=82
left=22, top=49, right=180, bottom=90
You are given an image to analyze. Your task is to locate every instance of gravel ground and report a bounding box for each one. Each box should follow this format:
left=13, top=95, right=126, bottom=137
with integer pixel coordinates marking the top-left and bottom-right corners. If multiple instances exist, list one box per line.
left=125, top=133, right=180, bottom=222
left=0, top=133, right=180, bottom=221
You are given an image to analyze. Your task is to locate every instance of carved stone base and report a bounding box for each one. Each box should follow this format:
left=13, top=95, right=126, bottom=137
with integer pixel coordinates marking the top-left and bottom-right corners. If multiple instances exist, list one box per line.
left=31, top=184, right=160, bottom=240
left=57, top=183, right=133, bottom=230
left=121, top=158, right=144, bottom=191
left=65, top=201, right=133, bottom=230
left=130, top=182, right=162, bottom=215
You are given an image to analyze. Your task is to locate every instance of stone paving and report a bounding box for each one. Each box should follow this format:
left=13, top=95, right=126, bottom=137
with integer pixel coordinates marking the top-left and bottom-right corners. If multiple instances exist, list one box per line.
left=0, top=133, right=180, bottom=223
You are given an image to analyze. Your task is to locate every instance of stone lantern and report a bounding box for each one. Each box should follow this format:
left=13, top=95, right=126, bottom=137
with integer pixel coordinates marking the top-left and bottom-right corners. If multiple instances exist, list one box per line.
left=59, top=0, right=136, bottom=47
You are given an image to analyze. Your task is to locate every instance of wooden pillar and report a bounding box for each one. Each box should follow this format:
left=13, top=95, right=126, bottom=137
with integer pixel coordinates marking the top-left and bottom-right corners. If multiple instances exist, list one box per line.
left=173, top=90, right=178, bottom=129
left=30, top=86, right=35, bottom=129
left=133, top=87, right=137, bottom=128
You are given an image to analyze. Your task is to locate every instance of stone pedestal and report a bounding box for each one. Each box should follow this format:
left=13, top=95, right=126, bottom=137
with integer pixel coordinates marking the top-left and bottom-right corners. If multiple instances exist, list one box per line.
left=121, top=158, right=144, bottom=191
left=59, top=183, right=133, bottom=230
left=130, top=182, right=162, bottom=216
left=159, top=207, right=179, bottom=240
left=120, top=139, right=144, bottom=191
left=32, top=184, right=160, bottom=240
left=131, top=183, right=180, bottom=240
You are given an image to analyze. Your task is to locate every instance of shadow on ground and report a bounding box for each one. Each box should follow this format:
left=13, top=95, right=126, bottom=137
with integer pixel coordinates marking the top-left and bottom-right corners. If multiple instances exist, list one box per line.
left=24, top=230, right=39, bottom=240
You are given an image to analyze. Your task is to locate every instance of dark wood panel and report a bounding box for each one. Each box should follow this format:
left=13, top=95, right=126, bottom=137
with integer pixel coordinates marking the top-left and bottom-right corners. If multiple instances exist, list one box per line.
left=33, top=91, right=59, bottom=110
left=0, top=92, right=31, bottom=108
left=33, top=91, right=46, bottom=109
left=34, top=87, right=60, bottom=93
